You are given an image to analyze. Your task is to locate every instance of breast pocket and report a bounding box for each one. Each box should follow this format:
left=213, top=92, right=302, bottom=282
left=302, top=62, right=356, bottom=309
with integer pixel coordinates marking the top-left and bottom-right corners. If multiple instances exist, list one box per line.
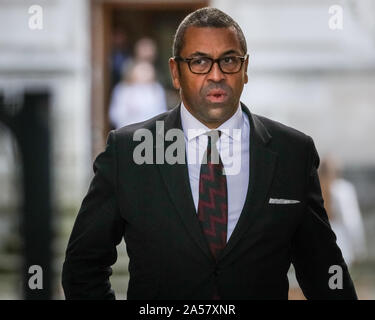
left=243, top=201, right=304, bottom=244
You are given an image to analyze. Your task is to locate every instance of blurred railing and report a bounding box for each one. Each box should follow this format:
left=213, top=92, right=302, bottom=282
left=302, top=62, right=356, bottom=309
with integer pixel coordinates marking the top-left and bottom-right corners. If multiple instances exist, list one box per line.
left=0, top=91, right=52, bottom=299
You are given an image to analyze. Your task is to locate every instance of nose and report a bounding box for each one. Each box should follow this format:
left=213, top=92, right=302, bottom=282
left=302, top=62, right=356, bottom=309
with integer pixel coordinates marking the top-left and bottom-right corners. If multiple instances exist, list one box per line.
left=207, top=61, right=225, bottom=82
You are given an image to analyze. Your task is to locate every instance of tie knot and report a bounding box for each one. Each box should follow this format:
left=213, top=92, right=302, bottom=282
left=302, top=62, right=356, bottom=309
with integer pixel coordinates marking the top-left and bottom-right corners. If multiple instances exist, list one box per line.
left=206, top=130, right=221, bottom=147
left=204, top=130, right=221, bottom=164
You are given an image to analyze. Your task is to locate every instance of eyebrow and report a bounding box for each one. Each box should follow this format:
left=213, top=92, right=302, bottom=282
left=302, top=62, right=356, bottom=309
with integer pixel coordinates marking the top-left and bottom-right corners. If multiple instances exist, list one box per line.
left=188, top=51, right=210, bottom=58
left=187, top=49, right=242, bottom=58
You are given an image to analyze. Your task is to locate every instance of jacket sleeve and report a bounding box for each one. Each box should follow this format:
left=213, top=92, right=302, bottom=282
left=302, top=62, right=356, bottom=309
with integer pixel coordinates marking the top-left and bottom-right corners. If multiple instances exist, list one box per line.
left=62, top=131, right=125, bottom=299
left=291, top=136, right=358, bottom=300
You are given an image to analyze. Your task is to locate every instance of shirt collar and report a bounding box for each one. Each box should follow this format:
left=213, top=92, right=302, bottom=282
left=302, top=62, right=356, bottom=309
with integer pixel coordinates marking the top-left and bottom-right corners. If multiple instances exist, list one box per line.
left=180, top=101, right=243, bottom=142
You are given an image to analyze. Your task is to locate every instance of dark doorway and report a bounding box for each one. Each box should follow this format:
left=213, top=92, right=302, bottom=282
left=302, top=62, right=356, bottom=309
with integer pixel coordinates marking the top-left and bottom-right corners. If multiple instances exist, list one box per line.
left=90, top=1, right=208, bottom=158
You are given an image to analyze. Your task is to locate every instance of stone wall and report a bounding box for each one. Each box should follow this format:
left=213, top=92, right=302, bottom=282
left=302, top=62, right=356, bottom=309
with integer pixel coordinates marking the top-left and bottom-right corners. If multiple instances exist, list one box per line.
left=0, top=0, right=92, bottom=211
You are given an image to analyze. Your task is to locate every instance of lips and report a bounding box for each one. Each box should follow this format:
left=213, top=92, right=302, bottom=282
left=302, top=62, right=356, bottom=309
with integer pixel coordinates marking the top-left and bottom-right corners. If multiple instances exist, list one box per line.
left=206, top=89, right=228, bottom=103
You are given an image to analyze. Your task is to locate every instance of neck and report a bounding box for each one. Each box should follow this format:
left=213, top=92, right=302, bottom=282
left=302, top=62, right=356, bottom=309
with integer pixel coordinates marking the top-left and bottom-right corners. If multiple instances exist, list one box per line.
left=181, top=99, right=240, bottom=130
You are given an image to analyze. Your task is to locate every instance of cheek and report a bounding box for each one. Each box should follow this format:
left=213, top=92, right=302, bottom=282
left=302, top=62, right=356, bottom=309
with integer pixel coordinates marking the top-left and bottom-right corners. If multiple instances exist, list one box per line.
left=182, top=77, right=204, bottom=97
left=228, top=78, right=244, bottom=95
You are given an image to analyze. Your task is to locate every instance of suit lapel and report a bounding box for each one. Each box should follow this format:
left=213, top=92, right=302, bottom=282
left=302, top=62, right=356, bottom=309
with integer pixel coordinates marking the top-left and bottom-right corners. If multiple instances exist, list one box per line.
left=156, top=105, right=215, bottom=262
left=218, top=104, right=278, bottom=262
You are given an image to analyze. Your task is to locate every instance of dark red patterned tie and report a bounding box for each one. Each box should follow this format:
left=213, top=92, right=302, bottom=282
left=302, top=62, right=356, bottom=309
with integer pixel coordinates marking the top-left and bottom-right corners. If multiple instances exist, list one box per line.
left=197, top=131, right=228, bottom=299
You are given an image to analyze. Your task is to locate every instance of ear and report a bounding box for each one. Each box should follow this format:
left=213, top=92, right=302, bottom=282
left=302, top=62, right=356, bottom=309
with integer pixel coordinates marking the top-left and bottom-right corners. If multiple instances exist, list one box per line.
left=169, top=58, right=181, bottom=90
left=244, top=54, right=249, bottom=84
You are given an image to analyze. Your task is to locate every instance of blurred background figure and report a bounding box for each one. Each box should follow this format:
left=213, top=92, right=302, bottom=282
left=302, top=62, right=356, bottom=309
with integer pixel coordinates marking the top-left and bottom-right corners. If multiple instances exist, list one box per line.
left=134, top=37, right=157, bottom=63
left=319, top=155, right=367, bottom=267
left=109, top=28, right=132, bottom=88
left=109, top=37, right=167, bottom=129
left=109, top=60, right=167, bottom=129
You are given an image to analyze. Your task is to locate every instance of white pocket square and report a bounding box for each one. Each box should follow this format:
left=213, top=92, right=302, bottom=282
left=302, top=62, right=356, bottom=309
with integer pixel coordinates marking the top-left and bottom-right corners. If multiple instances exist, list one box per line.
left=269, top=198, right=300, bottom=204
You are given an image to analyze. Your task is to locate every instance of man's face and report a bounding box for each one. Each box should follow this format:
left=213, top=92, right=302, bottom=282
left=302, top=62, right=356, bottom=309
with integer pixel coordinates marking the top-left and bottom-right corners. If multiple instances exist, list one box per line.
left=169, top=26, right=248, bottom=128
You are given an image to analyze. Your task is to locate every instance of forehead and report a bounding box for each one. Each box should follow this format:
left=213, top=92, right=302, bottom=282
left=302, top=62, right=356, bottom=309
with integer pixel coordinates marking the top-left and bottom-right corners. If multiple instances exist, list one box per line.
left=181, top=26, right=242, bottom=56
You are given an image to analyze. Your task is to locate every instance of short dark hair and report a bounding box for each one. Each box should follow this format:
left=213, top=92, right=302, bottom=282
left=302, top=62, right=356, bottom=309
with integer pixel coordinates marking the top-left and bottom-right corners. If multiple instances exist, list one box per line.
left=173, top=7, right=247, bottom=57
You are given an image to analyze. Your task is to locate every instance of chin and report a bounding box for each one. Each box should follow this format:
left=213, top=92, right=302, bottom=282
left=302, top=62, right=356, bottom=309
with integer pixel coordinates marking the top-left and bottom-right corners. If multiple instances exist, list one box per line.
left=202, top=110, right=231, bottom=126
left=210, top=104, right=236, bottom=116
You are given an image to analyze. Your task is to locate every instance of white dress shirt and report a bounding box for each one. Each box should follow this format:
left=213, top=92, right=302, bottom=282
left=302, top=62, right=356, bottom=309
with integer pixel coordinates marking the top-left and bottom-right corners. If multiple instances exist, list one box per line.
left=109, top=82, right=167, bottom=129
left=180, top=101, right=250, bottom=242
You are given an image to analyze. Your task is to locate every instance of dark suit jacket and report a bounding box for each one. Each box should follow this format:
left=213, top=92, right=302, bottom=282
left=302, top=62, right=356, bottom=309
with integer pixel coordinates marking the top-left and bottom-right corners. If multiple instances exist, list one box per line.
left=62, top=103, right=357, bottom=300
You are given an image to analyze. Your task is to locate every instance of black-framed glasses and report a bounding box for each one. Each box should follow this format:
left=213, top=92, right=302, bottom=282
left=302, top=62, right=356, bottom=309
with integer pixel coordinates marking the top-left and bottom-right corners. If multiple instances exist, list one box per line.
left=174, top=54, right=248, bottom=74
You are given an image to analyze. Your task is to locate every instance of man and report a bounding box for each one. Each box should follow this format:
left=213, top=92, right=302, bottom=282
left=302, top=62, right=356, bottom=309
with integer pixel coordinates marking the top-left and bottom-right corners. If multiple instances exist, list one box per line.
left=62, top=7, right=358, bottom=300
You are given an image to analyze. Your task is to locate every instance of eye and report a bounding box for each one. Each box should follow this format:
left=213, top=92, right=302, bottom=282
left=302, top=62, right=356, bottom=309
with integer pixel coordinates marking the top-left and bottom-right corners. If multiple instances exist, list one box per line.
left=191, top=57, right=209, bottom=66
left=222, top=56, right=235, bottom=64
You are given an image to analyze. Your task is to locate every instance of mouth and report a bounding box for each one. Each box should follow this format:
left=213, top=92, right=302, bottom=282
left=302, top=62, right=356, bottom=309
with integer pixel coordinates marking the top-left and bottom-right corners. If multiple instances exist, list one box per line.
left=206, top=89, right=228, bottom=103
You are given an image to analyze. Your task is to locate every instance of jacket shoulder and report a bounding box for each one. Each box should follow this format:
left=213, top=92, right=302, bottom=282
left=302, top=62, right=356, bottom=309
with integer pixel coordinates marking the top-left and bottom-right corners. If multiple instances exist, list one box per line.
left=253, top=113, right=311, bottom=145
left=114, top=109, right=172, bottom=138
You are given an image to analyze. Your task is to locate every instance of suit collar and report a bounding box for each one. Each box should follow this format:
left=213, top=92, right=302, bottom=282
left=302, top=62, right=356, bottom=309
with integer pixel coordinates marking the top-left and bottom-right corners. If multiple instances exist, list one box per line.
left=160, top=102, right=272, bottom=138
left=163, top=102, right=273, bottom=144
left=241, top=102, right=272, bottom=146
